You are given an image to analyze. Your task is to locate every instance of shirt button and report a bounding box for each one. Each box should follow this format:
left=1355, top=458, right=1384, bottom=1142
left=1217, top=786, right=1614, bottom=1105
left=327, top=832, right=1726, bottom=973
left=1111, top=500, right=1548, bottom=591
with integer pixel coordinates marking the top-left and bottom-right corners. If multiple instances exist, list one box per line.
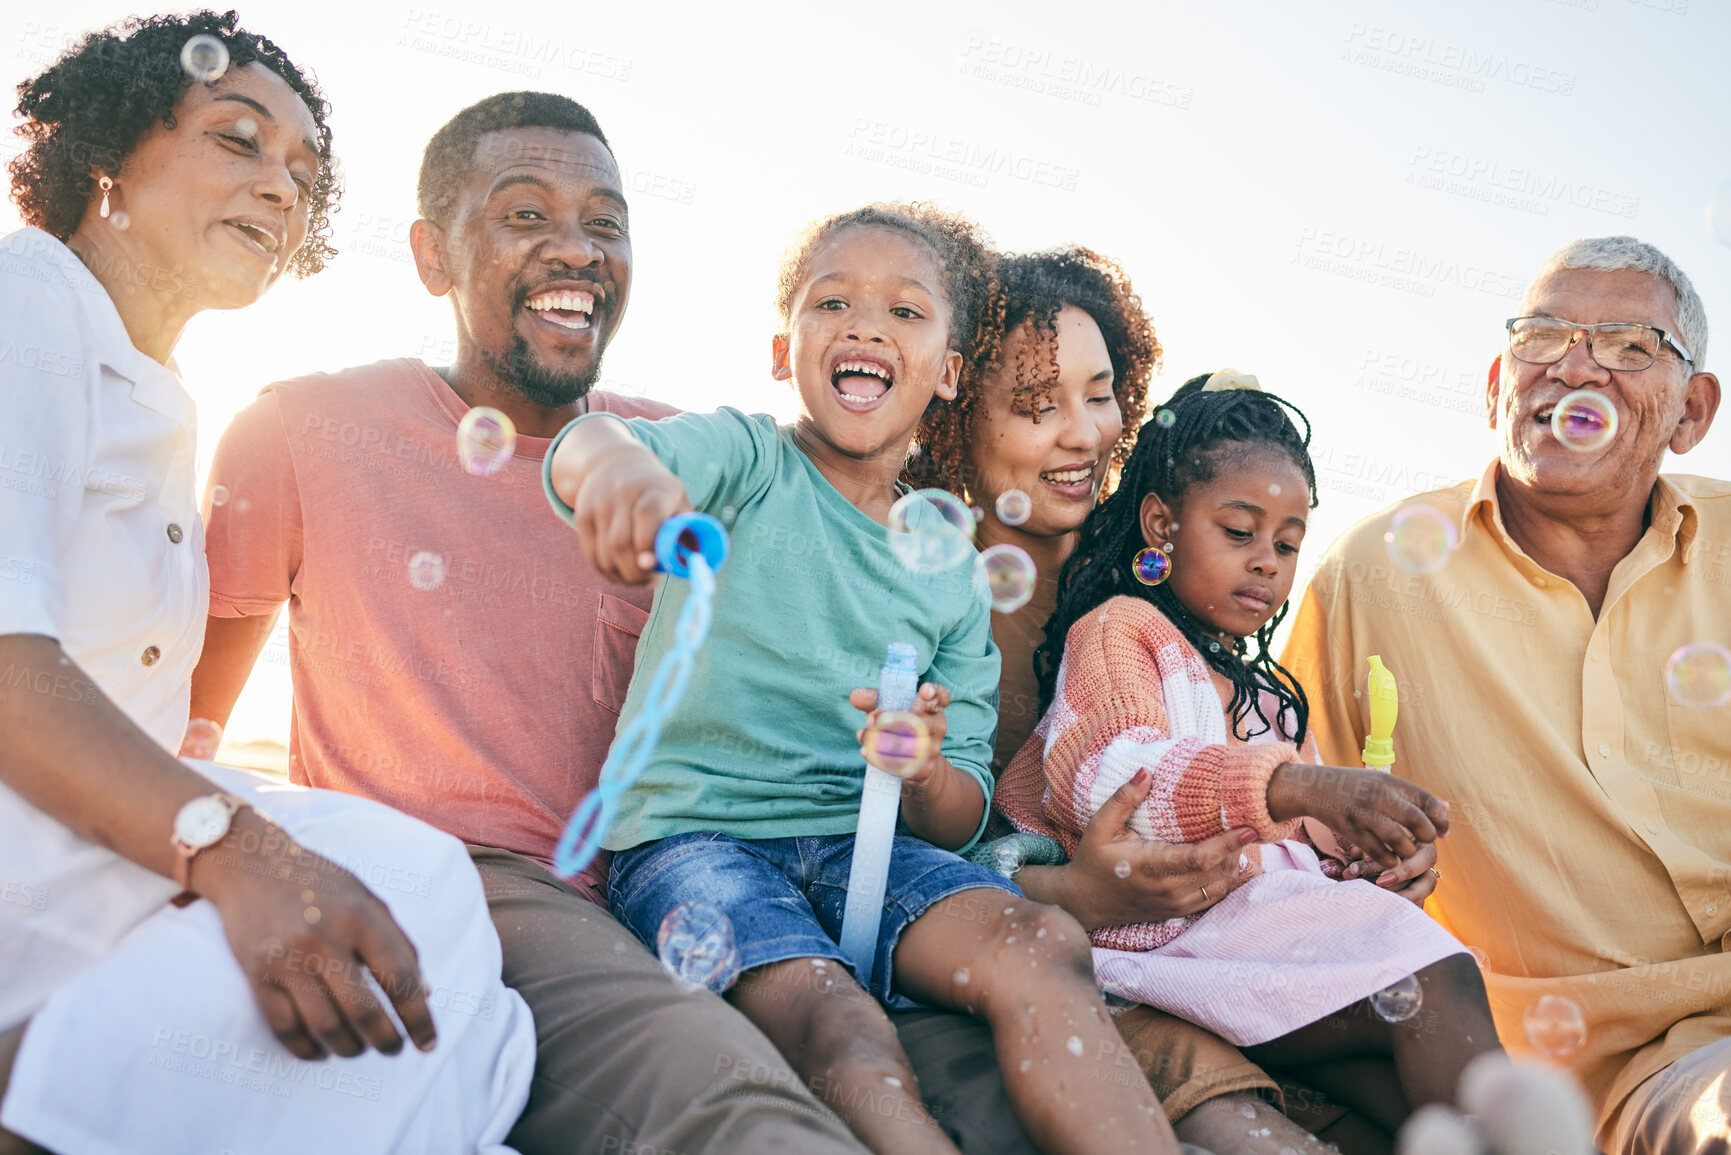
left=1597, top=743, right=1611, bottom=757
left=1534, top=577, right=1547, bottom=587
left=1646, top=821, right=1659, bottom=834
left=141, top=646, right=161, bottom=666
left=1708, top=904, right=1720, bottom=916
left=166, top=523, right=184, bottom=544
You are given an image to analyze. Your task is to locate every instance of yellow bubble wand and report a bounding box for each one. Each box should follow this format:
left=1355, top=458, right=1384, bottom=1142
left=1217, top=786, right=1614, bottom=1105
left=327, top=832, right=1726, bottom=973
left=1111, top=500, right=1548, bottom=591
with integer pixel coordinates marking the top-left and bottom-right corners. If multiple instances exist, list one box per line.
left=1362, top=654, right=1397, bottom=769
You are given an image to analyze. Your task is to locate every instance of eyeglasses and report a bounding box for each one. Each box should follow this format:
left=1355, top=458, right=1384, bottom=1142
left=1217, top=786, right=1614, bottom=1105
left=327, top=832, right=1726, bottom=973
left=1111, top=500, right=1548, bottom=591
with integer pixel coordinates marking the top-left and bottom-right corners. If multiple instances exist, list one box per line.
left=1505, top=315, right=1693, bottom=372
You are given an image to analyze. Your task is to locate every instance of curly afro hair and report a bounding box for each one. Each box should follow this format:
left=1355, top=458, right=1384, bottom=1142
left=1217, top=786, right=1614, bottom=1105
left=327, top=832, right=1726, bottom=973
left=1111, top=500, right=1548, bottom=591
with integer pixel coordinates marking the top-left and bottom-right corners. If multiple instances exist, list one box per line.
left=9, top=9, right=339, bottom=278
left=774, top=203, right=1004, bottom=414
left=905, top=246, right=1160, bottom=500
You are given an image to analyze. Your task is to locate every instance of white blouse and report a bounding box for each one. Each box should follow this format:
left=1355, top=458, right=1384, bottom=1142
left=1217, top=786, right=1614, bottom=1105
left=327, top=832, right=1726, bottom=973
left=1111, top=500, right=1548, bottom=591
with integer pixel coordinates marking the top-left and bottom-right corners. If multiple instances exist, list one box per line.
left=0, top=227, right=207, bottom=751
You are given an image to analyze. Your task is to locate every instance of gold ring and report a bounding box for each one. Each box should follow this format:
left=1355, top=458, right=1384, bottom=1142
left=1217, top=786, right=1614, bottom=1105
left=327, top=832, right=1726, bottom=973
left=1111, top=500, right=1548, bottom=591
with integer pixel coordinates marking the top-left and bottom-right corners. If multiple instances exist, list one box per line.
left=1429, top=868, right=1442, bottom=882
left=1200, top=885, right=1210, bottom=902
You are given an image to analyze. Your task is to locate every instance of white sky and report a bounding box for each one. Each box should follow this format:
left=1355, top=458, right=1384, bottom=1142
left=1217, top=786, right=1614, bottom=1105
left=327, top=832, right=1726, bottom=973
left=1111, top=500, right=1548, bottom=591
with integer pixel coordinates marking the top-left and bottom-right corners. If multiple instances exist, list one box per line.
left=5, top=0, right=1728, bottom=747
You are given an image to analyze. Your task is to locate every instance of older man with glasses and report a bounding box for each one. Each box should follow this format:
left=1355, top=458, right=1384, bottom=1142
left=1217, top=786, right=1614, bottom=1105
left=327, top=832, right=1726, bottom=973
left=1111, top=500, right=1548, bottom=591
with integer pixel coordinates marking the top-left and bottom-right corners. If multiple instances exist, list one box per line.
left=1284, top=236, right=1727, bottom=1155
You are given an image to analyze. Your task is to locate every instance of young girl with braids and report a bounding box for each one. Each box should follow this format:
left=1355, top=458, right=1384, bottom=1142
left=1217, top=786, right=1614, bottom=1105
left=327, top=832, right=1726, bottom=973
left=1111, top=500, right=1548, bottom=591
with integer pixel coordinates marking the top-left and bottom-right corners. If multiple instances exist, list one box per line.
left=995, top=371, right=1519, bottom=1120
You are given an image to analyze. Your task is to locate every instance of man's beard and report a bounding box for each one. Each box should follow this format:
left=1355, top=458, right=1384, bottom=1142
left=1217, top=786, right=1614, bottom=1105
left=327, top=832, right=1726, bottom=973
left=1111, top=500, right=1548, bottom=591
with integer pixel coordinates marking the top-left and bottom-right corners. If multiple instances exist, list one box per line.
left=481, top=332, right=602, bottom=408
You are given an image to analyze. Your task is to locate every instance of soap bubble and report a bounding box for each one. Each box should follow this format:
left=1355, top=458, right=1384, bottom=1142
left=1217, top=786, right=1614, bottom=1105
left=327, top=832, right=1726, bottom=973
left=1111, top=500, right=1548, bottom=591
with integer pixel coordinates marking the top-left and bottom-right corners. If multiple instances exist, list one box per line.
left=180, top=717, right=223, bottom=760
left=887, top=488, right=974, bottom=574
left=407, top=551, right=446, bottom=591
left=1383, top=505, right=1458, bottom=575
left=1133, top=546, right=1171, bottom=585
left=108, top=211, right=130, bottom=232
left=180, top=34, right=229, bottom=82
left=1065, top=1035, right=1084, bottom=1056
left=995, top=489, right=1033, bottom=526
left=1708, top=182, right=1731, bottom=247
left=656, top=901, right=741, bottom=994
left=1466, top=945, right=1489, bottom=970
left=210, top=485, right=229, bottom=507
left=1551, top=389, right=1618, bottom=452
left=1113, top=860, right=1132, bottom=879
left=1521, top=994, right=1587, bottom=1058
left=1370, top=975, right=1423, bottom=1022
left=863, top=710, right=933, bottom=778
left=1664, top=642, right=1731, bottom=708
left=976, top=544, right=1037, bottom=613
left=234, top=116, right=258, bottom=143
left=1155, top=409, right=1176, bottom=428
left=457, top=406, right=516, bottom=477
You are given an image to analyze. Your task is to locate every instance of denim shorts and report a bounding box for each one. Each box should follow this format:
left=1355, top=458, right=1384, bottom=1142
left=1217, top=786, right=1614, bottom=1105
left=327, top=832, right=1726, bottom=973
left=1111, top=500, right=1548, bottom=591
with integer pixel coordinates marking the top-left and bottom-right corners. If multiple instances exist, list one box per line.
left=609, top=831, right=1021, bottom=1009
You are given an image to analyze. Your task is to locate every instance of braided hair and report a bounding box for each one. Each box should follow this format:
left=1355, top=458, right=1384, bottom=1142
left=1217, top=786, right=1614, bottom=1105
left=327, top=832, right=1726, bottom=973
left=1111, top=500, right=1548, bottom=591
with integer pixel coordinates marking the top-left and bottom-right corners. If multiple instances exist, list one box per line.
left=1033, top=373, right=1318, bottom=743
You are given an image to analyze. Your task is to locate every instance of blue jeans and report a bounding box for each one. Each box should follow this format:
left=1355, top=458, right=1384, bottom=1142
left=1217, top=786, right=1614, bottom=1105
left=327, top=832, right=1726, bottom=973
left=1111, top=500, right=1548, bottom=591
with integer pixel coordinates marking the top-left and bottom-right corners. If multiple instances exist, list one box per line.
left=610, top=831, right=1021, bottom=1009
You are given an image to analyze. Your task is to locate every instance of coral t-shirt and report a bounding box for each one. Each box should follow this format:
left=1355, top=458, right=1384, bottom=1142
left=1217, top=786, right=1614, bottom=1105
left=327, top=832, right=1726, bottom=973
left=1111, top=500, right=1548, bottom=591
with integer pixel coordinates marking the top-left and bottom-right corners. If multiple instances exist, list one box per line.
left=202, top=358, right=676, bottom=903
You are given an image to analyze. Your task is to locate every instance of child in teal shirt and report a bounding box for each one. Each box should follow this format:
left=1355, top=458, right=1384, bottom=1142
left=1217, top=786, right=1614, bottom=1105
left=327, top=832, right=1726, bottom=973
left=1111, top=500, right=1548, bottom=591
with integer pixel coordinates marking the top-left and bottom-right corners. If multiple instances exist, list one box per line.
left=547, top=204, right=1175, bottom=1155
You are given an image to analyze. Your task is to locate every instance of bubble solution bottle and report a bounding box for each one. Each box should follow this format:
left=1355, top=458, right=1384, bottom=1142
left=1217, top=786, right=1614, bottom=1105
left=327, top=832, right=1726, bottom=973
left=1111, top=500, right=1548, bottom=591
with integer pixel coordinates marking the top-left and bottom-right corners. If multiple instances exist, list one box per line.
left=838, top=643, right=919, bottom=988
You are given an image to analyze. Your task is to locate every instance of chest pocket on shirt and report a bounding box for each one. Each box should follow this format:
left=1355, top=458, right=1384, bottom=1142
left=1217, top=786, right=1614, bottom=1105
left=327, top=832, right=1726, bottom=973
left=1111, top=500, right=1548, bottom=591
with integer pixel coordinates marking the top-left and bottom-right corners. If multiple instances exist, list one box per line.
left=593, top=594, right=650, bottom=716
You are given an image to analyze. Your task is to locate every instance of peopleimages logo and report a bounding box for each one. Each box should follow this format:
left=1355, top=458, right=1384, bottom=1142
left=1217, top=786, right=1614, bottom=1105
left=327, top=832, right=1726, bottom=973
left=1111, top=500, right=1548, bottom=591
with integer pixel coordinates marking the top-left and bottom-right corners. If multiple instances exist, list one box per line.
left=956, top=34, right=1194, bottom=110
left=1294, top=229, right=1525, bottom=301
left=1408, top=147, right=1640, bottom=220
left=1342, top=23, right=1577, bottom=97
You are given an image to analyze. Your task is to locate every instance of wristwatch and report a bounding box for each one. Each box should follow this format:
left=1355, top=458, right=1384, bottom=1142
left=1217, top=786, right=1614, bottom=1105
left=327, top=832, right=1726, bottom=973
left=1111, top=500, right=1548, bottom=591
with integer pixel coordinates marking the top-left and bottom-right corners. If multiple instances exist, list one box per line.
left=170, top=792, right=245, bottom=897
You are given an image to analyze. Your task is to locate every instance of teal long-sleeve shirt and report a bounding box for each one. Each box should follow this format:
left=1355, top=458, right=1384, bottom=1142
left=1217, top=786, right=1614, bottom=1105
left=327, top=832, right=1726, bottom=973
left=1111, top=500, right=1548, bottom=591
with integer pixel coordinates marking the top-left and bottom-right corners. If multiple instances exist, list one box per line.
left=545, top=407, right=1001, bottom=852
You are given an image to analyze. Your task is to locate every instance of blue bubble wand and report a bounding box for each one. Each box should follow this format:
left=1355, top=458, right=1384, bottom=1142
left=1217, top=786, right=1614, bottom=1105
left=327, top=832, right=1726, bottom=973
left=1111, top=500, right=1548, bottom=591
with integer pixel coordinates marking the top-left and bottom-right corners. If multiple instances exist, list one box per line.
left=554, top=513, right=729, bottom=877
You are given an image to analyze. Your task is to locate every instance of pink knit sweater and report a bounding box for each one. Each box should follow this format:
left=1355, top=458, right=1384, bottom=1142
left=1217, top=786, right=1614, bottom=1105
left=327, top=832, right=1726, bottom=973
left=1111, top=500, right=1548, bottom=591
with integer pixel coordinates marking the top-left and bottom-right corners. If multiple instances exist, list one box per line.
left=996, top=596, right=1313, bottom=951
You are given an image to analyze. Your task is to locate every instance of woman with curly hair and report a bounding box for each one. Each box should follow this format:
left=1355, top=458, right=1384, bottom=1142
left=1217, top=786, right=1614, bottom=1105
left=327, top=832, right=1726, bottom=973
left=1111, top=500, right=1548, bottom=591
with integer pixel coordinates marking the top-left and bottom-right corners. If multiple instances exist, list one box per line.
left=0, top=13, right=533, bottom=1154
left=908, top=246, right=1158, bottom=769
left=923, top=253, right=1391, bottom=1154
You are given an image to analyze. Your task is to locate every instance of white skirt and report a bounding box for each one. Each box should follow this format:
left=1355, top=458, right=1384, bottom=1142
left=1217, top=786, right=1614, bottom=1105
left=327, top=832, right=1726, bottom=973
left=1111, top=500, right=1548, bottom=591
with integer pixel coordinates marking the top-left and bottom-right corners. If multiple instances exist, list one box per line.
left=0, top=762, right=535, bottom=1154
left=1095, top=839, right=1468, bottom=1046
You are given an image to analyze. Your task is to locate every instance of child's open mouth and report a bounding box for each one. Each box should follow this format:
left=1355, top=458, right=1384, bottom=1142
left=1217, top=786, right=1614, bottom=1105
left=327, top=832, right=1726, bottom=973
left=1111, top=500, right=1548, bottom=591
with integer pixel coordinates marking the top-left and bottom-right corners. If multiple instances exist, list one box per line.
left=831, top=356, right=896, bottom=412
left=526, top=286, right=596, bottom=332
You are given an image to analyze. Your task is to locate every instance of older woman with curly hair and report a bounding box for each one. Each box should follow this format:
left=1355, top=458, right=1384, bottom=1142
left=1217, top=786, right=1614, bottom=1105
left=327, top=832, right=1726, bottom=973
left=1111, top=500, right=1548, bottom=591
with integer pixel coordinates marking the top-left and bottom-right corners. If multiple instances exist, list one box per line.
left=0, top=12, right=532, bottom=1154
left=909, top=250, right=1390, bottom=1155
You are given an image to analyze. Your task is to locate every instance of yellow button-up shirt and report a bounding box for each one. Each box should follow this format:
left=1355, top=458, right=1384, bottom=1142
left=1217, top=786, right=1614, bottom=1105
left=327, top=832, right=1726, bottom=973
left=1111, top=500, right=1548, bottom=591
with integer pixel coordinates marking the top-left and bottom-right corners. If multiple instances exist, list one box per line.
left=1282, top=459, right=1731, bottom=1145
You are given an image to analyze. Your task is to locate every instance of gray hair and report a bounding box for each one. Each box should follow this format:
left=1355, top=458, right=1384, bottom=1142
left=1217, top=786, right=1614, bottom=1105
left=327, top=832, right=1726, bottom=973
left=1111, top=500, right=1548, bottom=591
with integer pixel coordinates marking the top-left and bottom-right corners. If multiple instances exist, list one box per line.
left=1529, top=236, right=1709, bottom=373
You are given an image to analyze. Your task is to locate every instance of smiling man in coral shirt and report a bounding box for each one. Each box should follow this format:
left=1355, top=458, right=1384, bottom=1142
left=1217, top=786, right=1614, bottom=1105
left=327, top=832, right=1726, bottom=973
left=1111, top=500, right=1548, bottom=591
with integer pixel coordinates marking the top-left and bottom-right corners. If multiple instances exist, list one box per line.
left=192, top=91, right=1041, bottom=1155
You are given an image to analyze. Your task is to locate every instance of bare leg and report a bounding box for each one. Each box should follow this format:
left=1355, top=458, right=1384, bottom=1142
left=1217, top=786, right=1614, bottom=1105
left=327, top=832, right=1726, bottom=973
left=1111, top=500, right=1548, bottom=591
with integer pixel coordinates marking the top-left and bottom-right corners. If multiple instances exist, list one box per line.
left=727, top=957, right=956, bottom=1155
left=1313, top=1110, right=1396, bottom=1155
left=893, top=892, right=1178, bottom=1155
left=1176, top=1091, right=1340, bottom=1155
left=1247, top=954, right=1502, bottom=1114
left=0, top=1023, right=50, bottom=1155
left=1272, top=1055, right=1411, bottom=1136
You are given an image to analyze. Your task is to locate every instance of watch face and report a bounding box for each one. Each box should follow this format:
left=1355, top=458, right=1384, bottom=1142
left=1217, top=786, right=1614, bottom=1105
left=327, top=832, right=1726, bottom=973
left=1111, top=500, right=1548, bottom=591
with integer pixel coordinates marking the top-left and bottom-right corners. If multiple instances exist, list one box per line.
left=174, top=795, right=234, bottom=849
